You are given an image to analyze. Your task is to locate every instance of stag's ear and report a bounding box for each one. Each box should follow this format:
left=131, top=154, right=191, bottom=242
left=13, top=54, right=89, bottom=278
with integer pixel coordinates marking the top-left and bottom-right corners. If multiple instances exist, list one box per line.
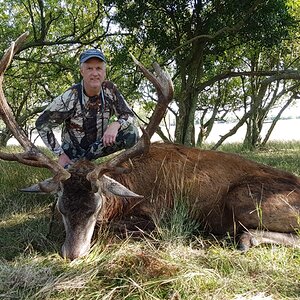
left=97, top=175, right=143, bottom=198
left=20, top=178, right=59, bottom=194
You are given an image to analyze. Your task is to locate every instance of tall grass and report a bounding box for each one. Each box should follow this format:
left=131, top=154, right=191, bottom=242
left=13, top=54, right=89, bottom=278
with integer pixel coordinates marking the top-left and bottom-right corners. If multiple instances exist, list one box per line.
left=1, top=143, right=300, bottom=299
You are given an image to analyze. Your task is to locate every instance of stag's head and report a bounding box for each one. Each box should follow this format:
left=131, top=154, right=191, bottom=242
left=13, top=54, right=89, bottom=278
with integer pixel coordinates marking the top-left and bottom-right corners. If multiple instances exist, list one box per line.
left=34, top=160, right=142, bottom=260
left=57, top=161, right=103, bottom=260
left=0, top=33, right=173, bottom=260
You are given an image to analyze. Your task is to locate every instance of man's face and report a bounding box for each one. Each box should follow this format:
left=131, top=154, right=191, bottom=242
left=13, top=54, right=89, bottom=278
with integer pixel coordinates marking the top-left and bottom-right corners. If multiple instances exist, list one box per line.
left=80, top=58, right=106, bottom=94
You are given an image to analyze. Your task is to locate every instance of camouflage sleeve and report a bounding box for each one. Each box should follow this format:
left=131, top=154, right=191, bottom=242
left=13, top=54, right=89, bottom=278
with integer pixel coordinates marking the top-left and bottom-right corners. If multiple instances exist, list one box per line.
left=35, top=88, right=77, bottom=155
left=104, top=81, right=136, bottom=130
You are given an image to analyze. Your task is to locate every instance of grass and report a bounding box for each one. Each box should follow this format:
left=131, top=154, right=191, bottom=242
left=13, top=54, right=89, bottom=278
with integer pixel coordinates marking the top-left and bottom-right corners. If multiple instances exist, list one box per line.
left=1, top=143, right=300, bottom=299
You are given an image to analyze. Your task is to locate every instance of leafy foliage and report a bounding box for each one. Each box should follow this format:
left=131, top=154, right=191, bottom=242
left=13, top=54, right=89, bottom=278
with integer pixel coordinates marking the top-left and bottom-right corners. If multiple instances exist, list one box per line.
left=104, top=0, right=299, bottom=147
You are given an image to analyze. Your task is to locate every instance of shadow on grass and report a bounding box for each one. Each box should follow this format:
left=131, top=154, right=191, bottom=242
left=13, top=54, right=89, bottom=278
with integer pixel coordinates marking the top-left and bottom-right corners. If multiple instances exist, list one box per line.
left=0, top=197, right=65, bottom=261
left=0, top=160, right=67, bottom=260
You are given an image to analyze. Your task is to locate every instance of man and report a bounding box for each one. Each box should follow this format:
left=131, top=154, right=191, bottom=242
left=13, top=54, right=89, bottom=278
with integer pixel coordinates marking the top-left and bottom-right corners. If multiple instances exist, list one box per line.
left=36, top=49, right=139, bottom=168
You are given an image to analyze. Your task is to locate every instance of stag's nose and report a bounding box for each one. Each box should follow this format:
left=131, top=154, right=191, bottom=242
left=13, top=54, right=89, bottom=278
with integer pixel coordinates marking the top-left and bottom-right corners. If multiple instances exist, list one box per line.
left=61, top=243, right=90, bottom=261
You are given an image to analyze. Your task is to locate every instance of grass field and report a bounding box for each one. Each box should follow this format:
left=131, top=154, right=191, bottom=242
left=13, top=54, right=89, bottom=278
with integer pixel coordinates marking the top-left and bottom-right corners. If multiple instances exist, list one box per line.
left=0, top=142, right=300, bottom=300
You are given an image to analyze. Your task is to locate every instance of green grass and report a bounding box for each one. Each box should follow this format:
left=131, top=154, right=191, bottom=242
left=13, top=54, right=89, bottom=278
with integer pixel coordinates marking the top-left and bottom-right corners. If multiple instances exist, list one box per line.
left=1, top=143, right=300, bottom=299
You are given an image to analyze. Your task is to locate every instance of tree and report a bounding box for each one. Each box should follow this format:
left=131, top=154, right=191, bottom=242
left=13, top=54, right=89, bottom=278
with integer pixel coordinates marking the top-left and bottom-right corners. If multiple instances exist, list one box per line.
left=104, top=0, right=298, bottom=146
left=198, top=46, right=300, bottom=149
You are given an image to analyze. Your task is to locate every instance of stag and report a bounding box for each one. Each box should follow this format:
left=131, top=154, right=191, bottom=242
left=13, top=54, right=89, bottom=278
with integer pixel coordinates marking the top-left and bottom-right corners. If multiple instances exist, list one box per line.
left=1, top=33, right=300, bottom=261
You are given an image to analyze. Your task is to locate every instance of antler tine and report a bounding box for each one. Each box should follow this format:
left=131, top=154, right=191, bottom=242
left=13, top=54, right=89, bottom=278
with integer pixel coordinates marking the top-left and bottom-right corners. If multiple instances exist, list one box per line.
left=0, top=32, right=70, bottom=181
left=86, top=129, right=150, bottom=182
left=0, top=32, right=29, bottom=75
left=130, top=54, right=174, bottom=103
left=144, top=62, right=174, bottom=138
left=87, top=56, right=174, bottom=182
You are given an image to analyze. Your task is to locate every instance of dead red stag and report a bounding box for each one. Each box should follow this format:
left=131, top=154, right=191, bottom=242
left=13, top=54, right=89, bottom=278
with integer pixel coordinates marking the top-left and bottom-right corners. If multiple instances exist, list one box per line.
left=1, top=33, right=300, bottom=261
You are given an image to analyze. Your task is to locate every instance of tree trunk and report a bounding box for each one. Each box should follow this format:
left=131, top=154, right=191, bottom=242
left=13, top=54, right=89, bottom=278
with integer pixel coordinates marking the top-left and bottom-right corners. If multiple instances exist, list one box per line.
left=261, top=95, right=296, bottom=147
left=175, top=89, right=198, bottom=146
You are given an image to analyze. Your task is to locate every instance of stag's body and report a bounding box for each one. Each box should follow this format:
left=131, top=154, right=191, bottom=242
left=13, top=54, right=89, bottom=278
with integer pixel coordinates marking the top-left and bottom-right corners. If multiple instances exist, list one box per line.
left=58, top=142, right=300, bottom=259
left=105, top=142, right=300, bottom=234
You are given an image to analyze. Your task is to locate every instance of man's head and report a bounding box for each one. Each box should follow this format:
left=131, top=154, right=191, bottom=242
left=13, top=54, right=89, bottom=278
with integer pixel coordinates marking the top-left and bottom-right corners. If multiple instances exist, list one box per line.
left=79, top=49, right=106, bottom=64
left=79, top=49, right=106, bottom=96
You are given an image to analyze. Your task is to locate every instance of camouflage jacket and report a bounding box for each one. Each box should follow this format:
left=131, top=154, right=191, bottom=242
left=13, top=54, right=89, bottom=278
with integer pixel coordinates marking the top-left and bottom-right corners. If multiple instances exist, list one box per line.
left=36, top=80, right=135, bottom=156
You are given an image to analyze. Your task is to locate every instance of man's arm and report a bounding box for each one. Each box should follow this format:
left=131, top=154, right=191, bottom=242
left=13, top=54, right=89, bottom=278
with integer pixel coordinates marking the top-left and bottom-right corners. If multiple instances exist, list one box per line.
left=104, top=81, right=136, bottom=128
left=102, top=81, right=136, bottom=145
left=35, top=89, right=76, bottom=159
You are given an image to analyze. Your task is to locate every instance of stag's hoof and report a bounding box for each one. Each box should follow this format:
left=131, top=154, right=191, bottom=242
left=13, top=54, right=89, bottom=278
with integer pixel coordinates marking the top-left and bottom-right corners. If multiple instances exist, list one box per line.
left=237, top=231, right=258, bottom=252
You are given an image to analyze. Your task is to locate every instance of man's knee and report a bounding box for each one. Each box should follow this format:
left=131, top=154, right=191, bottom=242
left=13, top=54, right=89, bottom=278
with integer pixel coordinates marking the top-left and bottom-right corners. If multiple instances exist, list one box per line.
left=118, top=124, right=139, bottom=148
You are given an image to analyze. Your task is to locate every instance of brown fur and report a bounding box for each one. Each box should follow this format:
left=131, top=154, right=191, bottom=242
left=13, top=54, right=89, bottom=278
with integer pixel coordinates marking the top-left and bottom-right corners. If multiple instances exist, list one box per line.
left=56, top=141, right=300, bottom=258
left=97, top=142, right=300, bottom=237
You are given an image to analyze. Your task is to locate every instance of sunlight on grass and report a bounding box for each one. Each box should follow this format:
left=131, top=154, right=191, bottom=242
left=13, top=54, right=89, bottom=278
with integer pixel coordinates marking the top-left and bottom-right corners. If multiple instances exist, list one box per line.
left=1, top=237, right=300, bottom=299
left=1, top=206, right=50, bottom=227
left=0, top=255, right=99, bottom=299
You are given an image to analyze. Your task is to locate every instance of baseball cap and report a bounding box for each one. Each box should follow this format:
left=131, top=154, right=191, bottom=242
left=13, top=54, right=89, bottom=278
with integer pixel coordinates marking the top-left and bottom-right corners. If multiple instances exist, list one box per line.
left=79, top=49, right=106, bottom=63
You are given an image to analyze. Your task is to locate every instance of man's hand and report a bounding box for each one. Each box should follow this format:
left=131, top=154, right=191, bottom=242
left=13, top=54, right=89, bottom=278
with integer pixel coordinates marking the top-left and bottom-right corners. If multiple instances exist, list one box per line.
left=58, top=152, right=73, bottom=168
left=102, top=121, right=121, bottom=147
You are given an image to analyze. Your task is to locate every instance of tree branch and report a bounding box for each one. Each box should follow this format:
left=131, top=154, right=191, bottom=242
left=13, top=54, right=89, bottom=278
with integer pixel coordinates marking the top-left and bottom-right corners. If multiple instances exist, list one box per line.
left=197, top=70, right=300, bottom=94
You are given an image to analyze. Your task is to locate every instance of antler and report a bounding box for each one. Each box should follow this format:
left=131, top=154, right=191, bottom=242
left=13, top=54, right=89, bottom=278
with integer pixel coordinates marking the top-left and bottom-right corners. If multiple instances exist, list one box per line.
left=87, top=55, right=174, bottom=182
left=0, top=32, right=70, bottom=181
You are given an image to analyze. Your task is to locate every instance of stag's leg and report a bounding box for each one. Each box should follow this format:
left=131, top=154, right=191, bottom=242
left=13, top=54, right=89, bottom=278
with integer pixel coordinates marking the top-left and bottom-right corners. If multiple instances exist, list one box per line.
left=224, top=177, right=300, bottom=250
left=238, top=229, right=300, bottom=251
